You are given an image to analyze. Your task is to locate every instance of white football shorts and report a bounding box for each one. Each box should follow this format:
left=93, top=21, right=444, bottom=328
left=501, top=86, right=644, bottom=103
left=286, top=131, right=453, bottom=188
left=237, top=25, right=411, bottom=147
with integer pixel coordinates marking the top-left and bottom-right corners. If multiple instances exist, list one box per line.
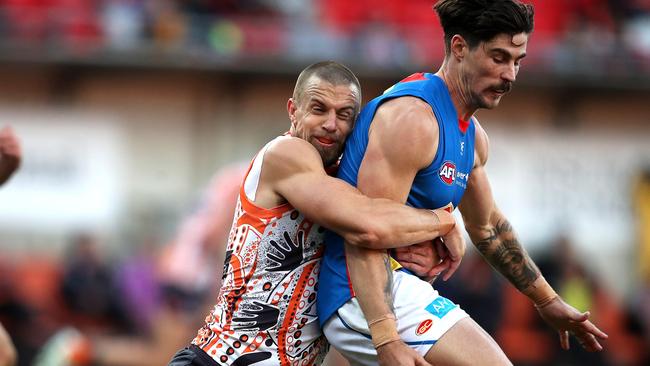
left=322, top=270, right=468, bottom=366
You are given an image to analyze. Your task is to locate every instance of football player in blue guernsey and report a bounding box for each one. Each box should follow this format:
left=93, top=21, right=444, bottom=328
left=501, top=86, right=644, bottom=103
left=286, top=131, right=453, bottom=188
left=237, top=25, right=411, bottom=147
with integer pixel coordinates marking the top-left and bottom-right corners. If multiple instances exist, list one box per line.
left=317, top=1, right=609, bottom=365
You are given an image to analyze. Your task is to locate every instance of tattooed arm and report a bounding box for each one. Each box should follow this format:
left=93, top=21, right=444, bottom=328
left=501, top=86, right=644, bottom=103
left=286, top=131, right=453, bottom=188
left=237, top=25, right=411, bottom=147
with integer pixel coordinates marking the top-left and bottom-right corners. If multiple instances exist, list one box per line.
left=470, top=217, right=540, bottom=293
left=459, top=121, right=607, bottom=352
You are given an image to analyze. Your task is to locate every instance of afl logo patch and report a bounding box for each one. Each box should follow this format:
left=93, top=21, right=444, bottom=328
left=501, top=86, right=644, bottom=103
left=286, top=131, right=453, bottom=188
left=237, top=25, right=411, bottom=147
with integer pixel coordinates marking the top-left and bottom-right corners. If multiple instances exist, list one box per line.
left=416, top=319, right=433, bottom=336
left=438, top=161, right=456, bottom=185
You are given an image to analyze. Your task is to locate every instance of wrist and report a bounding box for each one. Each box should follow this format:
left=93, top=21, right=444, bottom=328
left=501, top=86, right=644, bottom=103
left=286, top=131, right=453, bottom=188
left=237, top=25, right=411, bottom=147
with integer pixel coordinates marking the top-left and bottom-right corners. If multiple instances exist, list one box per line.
left=431, top=209, right=455, bottom=235
left=368, top=314, right=401, bottom=348
left=522, top=275, right=558, bottom=308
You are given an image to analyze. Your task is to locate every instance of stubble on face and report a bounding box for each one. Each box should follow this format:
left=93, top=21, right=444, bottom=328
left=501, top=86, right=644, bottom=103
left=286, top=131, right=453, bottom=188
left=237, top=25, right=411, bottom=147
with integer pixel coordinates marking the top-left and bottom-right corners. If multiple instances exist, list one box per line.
left=473, top=33, right=528, bottom=110
left=317, top=143, right=342, bottom=167
left=294, top=78, right=359, bottom=167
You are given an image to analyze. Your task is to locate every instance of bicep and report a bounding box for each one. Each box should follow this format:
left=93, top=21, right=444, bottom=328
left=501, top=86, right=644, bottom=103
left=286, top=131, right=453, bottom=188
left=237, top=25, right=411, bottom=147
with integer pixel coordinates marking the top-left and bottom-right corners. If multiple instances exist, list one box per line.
left=357, top=135, right=416, bottom=202
left=275, top=169, right=372, bottom=232
left=261, top=138, right=368, bottom=233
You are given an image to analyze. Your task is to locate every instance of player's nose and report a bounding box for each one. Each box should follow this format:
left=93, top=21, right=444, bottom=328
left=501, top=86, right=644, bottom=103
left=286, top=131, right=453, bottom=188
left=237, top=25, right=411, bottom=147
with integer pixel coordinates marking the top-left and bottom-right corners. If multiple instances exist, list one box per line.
left=502, top=62, right=517, bottom=83
left=322, top=111, right=337, bottom=132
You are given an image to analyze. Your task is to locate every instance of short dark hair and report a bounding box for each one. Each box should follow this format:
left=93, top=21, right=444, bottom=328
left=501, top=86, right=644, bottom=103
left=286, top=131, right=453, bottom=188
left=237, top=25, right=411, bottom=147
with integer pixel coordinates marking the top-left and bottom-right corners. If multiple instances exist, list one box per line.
left=433, top=0, right=534, bottom=54
left=293, top=61, right=361, bottom=109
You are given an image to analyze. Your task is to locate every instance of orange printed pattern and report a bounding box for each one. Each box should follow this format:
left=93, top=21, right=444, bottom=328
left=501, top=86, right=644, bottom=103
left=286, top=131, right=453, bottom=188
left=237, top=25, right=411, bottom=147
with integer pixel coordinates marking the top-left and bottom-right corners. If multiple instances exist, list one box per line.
left=192, top=152, right=328, bottom=365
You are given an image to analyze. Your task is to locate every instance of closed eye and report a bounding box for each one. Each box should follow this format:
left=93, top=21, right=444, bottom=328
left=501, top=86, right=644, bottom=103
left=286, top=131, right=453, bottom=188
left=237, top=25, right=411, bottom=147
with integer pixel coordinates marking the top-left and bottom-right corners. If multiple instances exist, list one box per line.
left=515, top=56, right=525, bottom=67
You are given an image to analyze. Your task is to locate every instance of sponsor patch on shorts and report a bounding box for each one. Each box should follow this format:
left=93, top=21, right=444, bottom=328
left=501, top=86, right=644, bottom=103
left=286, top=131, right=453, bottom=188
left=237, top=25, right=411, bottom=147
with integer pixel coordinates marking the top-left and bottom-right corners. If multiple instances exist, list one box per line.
left=425, top=296, right=457, bottom=319
left=415, top=319, right=433, bottom=336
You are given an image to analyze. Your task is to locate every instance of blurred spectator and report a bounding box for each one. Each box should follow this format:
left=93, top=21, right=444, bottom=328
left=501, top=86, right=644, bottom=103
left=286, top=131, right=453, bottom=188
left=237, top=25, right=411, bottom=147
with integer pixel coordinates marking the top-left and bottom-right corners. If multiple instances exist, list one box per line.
left=0, top=126, right=21, bottom=186
left=535, top=235, right=647, bottom=365
left=632, top=169, right=650, bottom=364
left=60, top=233, right=129, bottom=332
left=55, top=0, right=102, bottom=49
left=158, top=162, right=247, bottom=297
left=101, top=0, right=146, bottom=50
left=497, top=284, right=555, bottom=365
left=635, top=169, right=650, bottom=285
left=148, top=0, right=186, bottom=48
left=351, top=21, right=410, bottom=67
left=0, top=0, right=101, bottom=48
left=534, top=236, right=605, bottom=365
left=0, top=0, right=51, bottom=42
left=0, top=259, right=34, bottom=366
left=113, top=238, right=161, bottom=334
left=550, top=0, right=618, bottom=74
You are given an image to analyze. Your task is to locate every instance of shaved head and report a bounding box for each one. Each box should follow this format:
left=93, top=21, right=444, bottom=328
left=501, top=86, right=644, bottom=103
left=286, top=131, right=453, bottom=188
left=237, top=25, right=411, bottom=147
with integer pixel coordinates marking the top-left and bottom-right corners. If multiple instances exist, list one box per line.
left=293, top=61, right=361, bottom=114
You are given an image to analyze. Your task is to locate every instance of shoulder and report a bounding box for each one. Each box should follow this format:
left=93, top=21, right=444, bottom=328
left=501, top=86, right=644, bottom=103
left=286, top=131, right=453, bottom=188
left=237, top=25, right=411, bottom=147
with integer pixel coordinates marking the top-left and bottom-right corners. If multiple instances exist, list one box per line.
left=376, top=96, right=437, bottom=134
left=252, top=136, right=327, bottom=206
left=263, top=136, right=324, bottom=177
left=472, top=118, right=489, bottom=167
left=370, top=96, right=439, bottom=168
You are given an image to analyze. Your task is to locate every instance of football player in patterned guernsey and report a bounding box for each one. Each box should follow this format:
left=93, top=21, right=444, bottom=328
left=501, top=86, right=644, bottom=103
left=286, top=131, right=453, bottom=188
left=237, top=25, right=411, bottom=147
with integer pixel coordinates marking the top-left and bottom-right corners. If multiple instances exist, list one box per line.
left=168, top=61, right=464, bottom=366
left=318, top=1, right=609, bottom=365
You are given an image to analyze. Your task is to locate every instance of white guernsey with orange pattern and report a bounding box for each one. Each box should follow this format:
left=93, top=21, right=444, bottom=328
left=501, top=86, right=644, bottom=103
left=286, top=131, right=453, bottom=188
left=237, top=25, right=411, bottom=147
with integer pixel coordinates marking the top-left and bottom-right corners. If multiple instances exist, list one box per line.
left=192, top=136, right=328, bottom=366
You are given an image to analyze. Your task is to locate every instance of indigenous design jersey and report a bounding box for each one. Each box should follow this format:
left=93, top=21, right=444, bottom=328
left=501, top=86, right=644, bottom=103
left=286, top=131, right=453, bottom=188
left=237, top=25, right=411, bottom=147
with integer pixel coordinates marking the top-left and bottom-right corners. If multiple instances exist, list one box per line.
left=317, top=73, right=476, bottom=326
left=193, top=136, right=328, bottom=365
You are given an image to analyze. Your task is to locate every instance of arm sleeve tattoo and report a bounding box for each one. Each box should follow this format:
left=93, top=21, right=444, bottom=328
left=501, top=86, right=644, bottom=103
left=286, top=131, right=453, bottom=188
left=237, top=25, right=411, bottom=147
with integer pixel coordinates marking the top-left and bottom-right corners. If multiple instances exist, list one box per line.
left=473, top=219, right=540, bottom=291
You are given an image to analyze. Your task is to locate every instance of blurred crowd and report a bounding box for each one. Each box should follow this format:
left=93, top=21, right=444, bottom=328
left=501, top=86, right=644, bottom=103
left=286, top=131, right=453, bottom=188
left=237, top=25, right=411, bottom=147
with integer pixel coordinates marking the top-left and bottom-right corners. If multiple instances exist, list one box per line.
left=0, top=0, right=649, bottom=73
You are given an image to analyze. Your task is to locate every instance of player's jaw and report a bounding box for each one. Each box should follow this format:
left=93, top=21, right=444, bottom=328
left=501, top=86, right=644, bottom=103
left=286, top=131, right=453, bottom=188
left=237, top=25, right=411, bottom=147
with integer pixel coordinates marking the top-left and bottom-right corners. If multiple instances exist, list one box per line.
left=458, top=70, right=512, bottom=111
left=473, top=80, right=512, bottom=109
left=310, top=134, right=343, bottom=166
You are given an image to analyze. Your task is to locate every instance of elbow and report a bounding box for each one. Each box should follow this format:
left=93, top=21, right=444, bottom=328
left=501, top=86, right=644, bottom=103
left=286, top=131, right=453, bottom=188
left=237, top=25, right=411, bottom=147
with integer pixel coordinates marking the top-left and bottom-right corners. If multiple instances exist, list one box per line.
left=464, top=221, right=486, bottom=238
left=343, top=223, right=386, bottom=249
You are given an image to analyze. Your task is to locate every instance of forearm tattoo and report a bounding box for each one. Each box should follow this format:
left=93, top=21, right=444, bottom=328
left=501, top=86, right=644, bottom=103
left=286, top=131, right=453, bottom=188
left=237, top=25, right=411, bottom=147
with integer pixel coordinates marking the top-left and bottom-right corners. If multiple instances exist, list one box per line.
left=474, top=219, right=539, bottom=291
left=382, top=253, right=395, bottom=314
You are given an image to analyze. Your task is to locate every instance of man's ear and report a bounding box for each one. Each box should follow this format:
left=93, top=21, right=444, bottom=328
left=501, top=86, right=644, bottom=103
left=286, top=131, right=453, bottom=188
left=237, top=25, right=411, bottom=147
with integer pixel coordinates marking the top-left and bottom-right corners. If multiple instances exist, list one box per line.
left=450, top=34, right=468, bottom=61
left=287, top=98, right=297, bottom=127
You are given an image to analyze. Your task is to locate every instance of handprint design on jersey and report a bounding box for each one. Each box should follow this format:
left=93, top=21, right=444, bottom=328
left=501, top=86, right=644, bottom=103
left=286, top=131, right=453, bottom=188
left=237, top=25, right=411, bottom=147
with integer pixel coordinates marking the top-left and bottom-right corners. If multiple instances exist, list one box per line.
left=192, top=141, right=329, bottom=365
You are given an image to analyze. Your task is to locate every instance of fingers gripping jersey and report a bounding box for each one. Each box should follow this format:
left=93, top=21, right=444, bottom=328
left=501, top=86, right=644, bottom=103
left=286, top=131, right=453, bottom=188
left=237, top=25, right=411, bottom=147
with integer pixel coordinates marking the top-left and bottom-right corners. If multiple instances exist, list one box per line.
left=192, top=137, right=328, bottom=365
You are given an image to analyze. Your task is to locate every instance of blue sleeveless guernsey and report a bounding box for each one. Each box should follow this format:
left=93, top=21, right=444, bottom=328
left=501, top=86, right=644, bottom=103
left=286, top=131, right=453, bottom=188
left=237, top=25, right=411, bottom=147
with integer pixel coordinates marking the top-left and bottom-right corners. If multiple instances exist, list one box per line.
left=317, top=73, right=476, bottom=327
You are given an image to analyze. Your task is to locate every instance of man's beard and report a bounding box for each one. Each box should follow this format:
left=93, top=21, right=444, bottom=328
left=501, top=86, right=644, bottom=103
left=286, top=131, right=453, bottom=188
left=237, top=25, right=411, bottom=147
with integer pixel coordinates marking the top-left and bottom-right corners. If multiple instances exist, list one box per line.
left=474, top=82, right=512, bottom=109
left=317, top=144, right=342, bottom=167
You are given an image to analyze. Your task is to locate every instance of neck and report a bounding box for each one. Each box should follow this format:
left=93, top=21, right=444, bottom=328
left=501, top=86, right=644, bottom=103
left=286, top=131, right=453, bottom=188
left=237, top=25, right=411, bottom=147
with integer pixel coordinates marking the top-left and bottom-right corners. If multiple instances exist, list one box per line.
left=435, top=60, right=477, bottom=121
